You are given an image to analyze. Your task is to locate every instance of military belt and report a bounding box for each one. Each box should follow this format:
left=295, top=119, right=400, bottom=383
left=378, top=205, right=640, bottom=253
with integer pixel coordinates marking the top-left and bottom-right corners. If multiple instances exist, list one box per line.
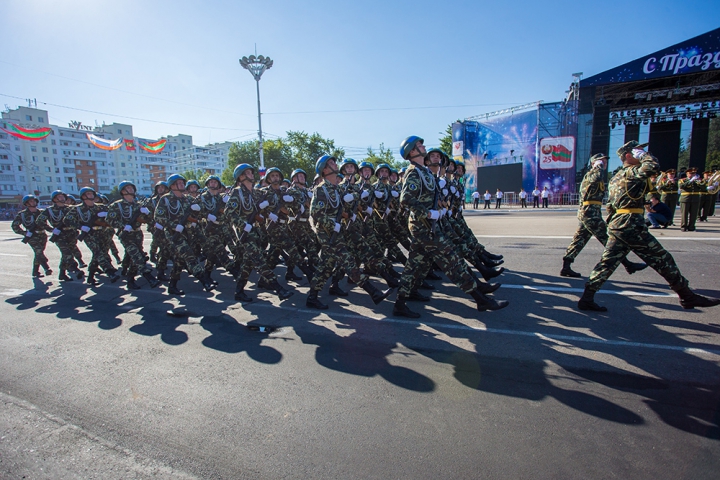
left=615, top=208, right=644, bottom=214
left=582, top=201, right=602, bottom=205
left=680, top=192, right=702, bottom=195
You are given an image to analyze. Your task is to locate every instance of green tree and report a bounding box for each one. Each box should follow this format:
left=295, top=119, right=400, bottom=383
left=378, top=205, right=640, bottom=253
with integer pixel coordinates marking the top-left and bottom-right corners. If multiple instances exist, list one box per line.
left=364, top=143, right=408, bottom=170
left=439, top=122, right=459, bottom=156
left=285, top=131, right=345, bottom=176
left=221, top=139, right=292, bottom=185
left=678, top=137, right=690, bottom=171
left=179, top=168, right=210, bottom=184
left=706, top=118, right=720, bottom=171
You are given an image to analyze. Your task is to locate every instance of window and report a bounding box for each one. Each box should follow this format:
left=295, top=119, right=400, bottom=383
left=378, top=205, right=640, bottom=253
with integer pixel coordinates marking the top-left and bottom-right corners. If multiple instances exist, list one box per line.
left=117, top=129, right=122, bottom=134
left=26, top=115, right=32, bottom=121
left=51, top=140, right=56, bottom=145
left=43, top=157, right=49, bottom=162
left=89, top=178, right=95, bottom=184
left=66, top=177, right=73, bottom=183
left=45, top=167, right=51, bottom=172
left=52, top=149, right=57, bottom=154
left=31, top=146, right=37, bottom=152
left=15, top=146, right=20, bottom=151
left=45, top=176, right=51, bottom=182
left=18, top=166, right=23, bottom=171
left=42, top=147, right=48, bottom=153
left=88, top=170, right=94, bottom=175
left=38, top=117, right=45, bottom=123
left=121, top=162, right=125, bottom=167
left=32, top=156, right=38, bottom=162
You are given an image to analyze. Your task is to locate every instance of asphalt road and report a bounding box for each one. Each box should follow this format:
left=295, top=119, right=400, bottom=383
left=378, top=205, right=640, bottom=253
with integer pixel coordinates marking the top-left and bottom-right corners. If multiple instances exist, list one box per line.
left=1, top=208, right=719, bottom=479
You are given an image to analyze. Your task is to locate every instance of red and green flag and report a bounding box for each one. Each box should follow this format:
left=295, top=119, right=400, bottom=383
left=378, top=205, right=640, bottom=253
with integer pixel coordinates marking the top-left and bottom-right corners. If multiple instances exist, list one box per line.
left=552, top=144, right=572, bottom=162
left=125, top=139, right=136, bottom=151
left=1, top=123, right=52, bottom=141
left=139, top=138, right=167, bottom=154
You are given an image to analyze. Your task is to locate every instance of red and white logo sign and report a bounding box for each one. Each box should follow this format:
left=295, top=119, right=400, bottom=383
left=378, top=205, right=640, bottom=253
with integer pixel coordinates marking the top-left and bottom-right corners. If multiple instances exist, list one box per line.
left=539, top=136, right=575, bottom=170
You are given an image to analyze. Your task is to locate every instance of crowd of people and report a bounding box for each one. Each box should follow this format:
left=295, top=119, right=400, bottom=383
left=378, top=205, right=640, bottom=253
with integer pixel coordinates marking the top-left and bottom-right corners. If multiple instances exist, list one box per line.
left=471, top=186, right=552, bottom=209
left=9, top=138, right=719, bottom=315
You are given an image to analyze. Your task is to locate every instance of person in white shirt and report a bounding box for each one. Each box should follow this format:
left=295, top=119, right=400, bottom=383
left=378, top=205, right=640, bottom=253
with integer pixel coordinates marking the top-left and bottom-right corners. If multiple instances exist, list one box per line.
left=532, top=186, right=541, bottom=208
left=519, top=189, right=527, bottom=208
left=483, top=190, right=492, bottom=209
left=541, top=186, right=550, bottom=208
left=495, top=189, right=503, bottom=208
left=472, top=190, right=480, bottom=209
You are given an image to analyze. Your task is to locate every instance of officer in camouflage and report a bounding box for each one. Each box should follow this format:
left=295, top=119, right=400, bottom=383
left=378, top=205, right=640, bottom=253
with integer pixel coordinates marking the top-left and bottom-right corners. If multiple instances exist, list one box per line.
left=578, top=141, right=720, bottom=311
left=560, top=153, right=647, bottom=278
left=393, top=136, right=509, bottom=318
left=36, top=191, right=84, bottom=282
left=12, top=194, right=52, bottom=277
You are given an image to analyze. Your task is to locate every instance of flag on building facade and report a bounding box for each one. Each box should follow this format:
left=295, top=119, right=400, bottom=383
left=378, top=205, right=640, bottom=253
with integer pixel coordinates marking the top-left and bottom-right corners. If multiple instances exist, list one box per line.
left=86, top=133, right=123, bottom=151
left=0, top=123, right=52, bottom=141
left=139, top=139, right=167, bottom=154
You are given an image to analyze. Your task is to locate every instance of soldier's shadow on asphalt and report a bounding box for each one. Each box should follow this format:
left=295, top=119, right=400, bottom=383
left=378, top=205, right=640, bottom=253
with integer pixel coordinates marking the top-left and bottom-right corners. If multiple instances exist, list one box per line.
left=414, top=268, right=720, bottom=439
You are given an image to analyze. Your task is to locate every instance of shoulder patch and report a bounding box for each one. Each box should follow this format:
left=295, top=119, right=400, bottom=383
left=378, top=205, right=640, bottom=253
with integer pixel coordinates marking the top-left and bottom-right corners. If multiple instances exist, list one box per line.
left=409, top=184, right=417, bottom=190
left=318, top=201, right=325, bottom=207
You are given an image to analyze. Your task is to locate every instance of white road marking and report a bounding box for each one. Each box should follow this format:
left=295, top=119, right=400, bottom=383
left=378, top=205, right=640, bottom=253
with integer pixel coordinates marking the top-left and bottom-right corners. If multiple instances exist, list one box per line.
left=0, top=253, right=27, bottom=257
left=477, top=235, right=720, bottom=241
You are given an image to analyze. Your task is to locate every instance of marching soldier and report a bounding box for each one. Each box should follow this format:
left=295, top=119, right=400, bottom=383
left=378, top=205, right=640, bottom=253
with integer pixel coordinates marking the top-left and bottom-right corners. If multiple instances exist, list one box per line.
left=147, top=181, right=172, bottom=281
left=107, top=181, right=160, bottom=290
left=12, top=194, right=52, bottom=277
left=197, top=175, right=241, bottom=283
left=224, top=164, right=294, bottom=302
left=288, top=169, right=320, bottom=268
left=64, top=187, right=120, bottom=285
left=153, top=175, right=214, bottom=295
left=578, top=141, right=720, bottom=311
left=393, top=136, right=508, bottom=318
left=36, top=191, right=85, bottom=282
left=560, top=153, right=646, bottom=278
left=306, top=155, right=394, bottom=310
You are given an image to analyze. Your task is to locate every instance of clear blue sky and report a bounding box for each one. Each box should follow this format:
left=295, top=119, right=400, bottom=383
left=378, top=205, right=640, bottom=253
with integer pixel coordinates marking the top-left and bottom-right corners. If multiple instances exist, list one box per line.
left=2, top=0, right=718, bottom=161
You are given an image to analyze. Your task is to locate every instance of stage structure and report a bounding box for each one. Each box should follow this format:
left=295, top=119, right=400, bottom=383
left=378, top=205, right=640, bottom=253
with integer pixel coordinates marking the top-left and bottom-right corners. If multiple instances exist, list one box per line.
left=579, top=27, right=720, bottom=173
left=452, top=99, right=579, bottom=200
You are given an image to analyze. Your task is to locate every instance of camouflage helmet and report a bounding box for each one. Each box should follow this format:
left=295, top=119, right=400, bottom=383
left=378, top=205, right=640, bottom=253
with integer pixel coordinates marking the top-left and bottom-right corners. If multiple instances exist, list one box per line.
left=616, top=141, right=648, bottom=159
left=233, top=163, right=255, bottom=181
left=22, top=194, right=38, bottom=206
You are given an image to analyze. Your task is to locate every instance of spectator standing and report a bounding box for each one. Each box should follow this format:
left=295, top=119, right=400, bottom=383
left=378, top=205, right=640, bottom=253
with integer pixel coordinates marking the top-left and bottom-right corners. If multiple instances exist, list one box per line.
left=541, top=187, right=550, bottom=208
left=483, top=190, right=492, bottom=209
left=532, top=186, right=541, bottom=208
left=519, top=189, right=528, bottom=208
left=495, top=189, right=503, bottom=209
left=472, top=190, right=480, bottom=209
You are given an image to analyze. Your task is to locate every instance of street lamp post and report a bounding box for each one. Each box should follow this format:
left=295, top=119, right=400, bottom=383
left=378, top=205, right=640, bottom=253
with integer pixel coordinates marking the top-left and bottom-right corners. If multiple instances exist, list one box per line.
left=239, top=54, right=273, bottom=171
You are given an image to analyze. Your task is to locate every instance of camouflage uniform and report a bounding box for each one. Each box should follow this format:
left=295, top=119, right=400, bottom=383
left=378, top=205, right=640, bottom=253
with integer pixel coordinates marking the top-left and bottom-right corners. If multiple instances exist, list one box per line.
left=11, top=208, right=50, bottom=274
left=197, top=189, right=239, bottom=277
left=64, top=203, right=118, bottom=281
left=287, top=184, right=320, bottom=267
left=563, top=162, right=609, bottom=262
left=36, top=205, right=82, bottom=277
left=656, top=176, right=679, bottom=224
left=585, top=151, right=686, bottom=293
left=107, top=198, right=155, bottom=279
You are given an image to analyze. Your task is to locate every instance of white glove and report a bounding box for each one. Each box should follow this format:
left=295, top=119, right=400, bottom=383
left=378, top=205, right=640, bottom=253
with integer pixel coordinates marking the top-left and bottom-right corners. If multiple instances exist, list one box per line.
left=365, top=207, right=373, bottom=215
left=52, top=228, right=61, bottom=236
left=450, top=186, right=457, bottom=194
left=439, top=178, right=446, bottom=188
left=440, top=208, right=447, bottom=217
left=124, top=225, right=132, bottom=232
left=175, top=224, right=184, bottom=233
left=155, top=222, right=164, bottom=230
left=258, top=200, right=269, bottom=209
left=385, top=207, right=391, bottom=215
left=81, top=226, right=91, bottom=232
left=343, top=193, right=354, bottom=203
left=222, top=194, right=230, bottom=203
left=243, top=223, right=252, bottom=233
left=631, top=148, right=645, bottom=159
left=97, top=211, right=107, bottom=218
left=140, top=207, right=150, bottom=214
left=282, top=194, right=294, bottom=202
left=442, top=188, right=448, bottom=196
left=268, top=212, right=278, bottom=222
left=333, top=222, right=341, bottom=233
left=25, top=231, right=33, bottom=238
left=300, top=205, right=305, bottom=214
left=374, top=190, right=384, bottom=198
left=593, top=160, right=604, bottom=168
left=391, top=190, right=399, bottom=197
left=361, top=190, right=369, bottom=199
left=446, top=209, right=452, bottom=217
left=207, top=214, right=217, bottom=223
left=428, top=210, right=440, bottom=220
left=307, top=191, right=313, bottom=198
left=351, top=214, right=357, bottom=222
left=190, top=204, right=201, bottom=211
left=692, top=175, right=700, bottom=181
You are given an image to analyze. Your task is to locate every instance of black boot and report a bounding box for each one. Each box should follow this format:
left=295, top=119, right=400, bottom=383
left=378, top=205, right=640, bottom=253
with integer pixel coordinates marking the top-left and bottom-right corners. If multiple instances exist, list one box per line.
left=380, top=270, right=399, bottom=288
left=43, top=263, right=53, bottom=275
left=168, top=279, right=185, bottom=296
left=469, top=288, right=509, bottom=311
left=126, top=276, right=141, bottom=290
left=195, top=272, right=215, bottom=292
left=483, top=251, right=504, bottom=261
left=142, top=272, right=161, bottom=288
left=306, top=290, right=328, bottom=309
left=425, top=271, right=442, bottom=281
left=86, top=266, right=98, bottom=285
left=393, top=295, right=420, bottom=318
left=560, top=258, right=582, bottom=278
left=622, top=259, right=648, bottom=275
left=269, top=279, right=294, bottom=300
left=418, top=280, right=435, bottom=290
left=577, top=287, right=606, bottom=311
left=285, top=268, right=303, bottom=282
left=394, top=250, right=408, bottom=264
left=299, top=264, right=315, bottom=282
left=475, top=261, right=504, bottom=281
left=108, top=268, right=121, bottom=283
left=58, top=269, right=72, bottom=281
left=476, top=281, right=501, bottom=294
left=71, top=269, right=85, bottom=280
left=329, top=281, right=348, bottom=297
left=32, top=265, right=43, bottom=278
left=480, top=252, right=504, bottom=267
left=408, top=289, right=430, bottom=302
left=674, top=285, right=720, bottom=309
left=361, top=281, right=394, bottom=305
left=234, top=280, right=253, bottom=303
left=156, top=269, right=168, bottom=282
